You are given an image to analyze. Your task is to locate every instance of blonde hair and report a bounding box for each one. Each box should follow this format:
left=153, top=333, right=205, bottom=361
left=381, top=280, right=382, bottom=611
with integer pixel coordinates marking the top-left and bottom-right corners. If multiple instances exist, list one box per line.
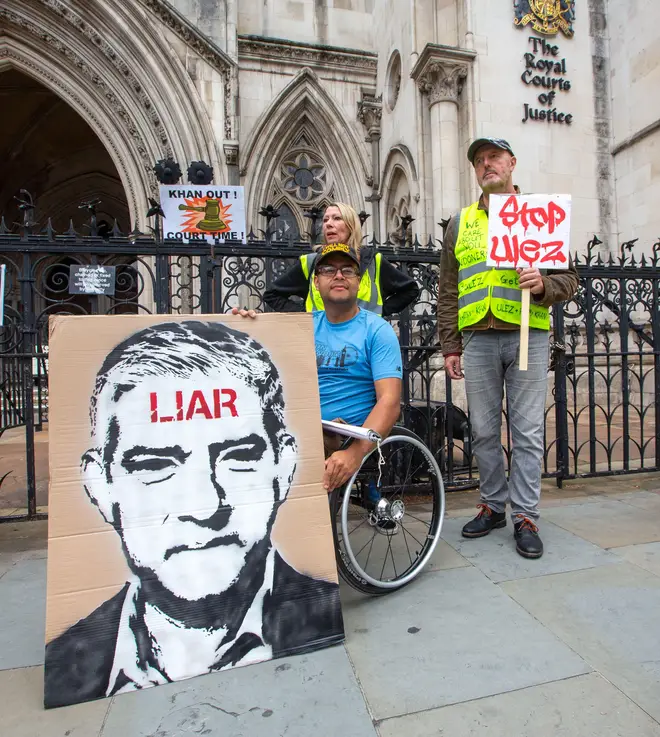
left=320, top=202, right=363, bottom=256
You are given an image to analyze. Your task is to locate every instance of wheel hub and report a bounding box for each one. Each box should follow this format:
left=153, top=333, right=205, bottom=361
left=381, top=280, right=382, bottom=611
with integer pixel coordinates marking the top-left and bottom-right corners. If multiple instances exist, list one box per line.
left=368, top=497, right=405, bottom=534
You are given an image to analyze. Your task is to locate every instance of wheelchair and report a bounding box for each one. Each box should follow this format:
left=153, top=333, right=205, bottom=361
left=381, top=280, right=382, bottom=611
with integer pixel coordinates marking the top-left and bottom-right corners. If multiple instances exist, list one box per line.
left=325, top=422, right=445, bottom=596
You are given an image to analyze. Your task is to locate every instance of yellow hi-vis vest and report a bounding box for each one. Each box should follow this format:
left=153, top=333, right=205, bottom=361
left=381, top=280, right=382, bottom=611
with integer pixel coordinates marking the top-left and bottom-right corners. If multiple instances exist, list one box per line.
left=455, top=202, right=550, bottom=332
left=300, top=252, right=384, bottom=314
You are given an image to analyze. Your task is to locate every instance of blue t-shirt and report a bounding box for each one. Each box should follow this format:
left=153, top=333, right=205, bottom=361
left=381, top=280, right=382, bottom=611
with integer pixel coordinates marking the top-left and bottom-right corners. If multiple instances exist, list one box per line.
left=313, top=309, right=402, bottom=426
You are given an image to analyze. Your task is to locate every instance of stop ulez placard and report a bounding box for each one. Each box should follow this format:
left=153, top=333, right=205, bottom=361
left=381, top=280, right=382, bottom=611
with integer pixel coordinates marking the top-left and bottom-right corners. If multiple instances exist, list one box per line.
left=487, top=194, right=572, bottom=371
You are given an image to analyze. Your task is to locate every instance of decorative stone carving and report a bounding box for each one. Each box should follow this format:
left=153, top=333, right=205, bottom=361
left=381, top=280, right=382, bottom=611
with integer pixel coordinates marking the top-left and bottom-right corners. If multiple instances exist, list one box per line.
left=385, top=51, right=402, bottom=112
left=223, top=144, right=239, bottom=167
left=280, top=151, right=328, bottom=203
left=1, top=0, right=230, bottom=224
left=385, top=167, right=412, bottom=245
left=410, top=43, right=477, bottom=107
left=238, top=36, right=377, bottom=75
left=417, top=63, right=469, bottom=106
left=357, top=93, right=382, bottom=138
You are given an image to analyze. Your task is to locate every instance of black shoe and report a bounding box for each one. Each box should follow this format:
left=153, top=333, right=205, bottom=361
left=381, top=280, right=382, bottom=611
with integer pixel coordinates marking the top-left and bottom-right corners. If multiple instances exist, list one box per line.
left=461, top=504, right=506, bottom=538
left=514, top=517, right=543, bottom=558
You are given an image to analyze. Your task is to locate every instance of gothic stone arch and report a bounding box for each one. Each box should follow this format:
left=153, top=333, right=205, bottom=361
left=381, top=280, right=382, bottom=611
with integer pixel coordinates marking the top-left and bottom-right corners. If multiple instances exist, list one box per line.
left=0, top=0, right=234, bottom=227
left=241, top=68, right=370, bottom=231
left=381, top=145, right=418, bottom=244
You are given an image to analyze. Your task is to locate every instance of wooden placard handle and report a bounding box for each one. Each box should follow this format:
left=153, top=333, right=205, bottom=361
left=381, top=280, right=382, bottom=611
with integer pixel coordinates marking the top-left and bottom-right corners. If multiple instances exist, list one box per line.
left=519, top=287, right=530, bottom=371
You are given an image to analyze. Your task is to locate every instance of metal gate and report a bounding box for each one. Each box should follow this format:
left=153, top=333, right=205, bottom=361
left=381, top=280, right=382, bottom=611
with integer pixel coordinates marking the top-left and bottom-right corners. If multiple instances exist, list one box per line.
left=1, top=214, right=659, bottom=521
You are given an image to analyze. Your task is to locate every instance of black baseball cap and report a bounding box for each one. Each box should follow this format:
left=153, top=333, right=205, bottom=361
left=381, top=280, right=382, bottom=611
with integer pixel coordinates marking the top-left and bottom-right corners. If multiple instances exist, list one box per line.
left=467, top=137, right=515, bottom=165
left=315, top=243, right=360, bottom=270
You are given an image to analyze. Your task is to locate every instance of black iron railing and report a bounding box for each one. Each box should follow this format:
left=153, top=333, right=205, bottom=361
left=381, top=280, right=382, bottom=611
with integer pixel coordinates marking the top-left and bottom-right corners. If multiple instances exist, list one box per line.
left=1, top=213, right=659, bottom=520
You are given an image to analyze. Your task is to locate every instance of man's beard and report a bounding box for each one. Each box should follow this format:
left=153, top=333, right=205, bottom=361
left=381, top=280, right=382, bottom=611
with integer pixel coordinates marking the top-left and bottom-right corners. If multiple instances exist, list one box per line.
left=481, top=172, right=506, bottom=193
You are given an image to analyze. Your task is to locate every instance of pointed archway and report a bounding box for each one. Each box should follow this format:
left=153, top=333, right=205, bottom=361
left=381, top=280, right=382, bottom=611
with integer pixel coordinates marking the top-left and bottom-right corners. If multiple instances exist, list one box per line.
left=241, top=68, right=370, bottom=230
left=0, top=0, right=235, bottom=227
left=0, top=68, right=129, bottom=232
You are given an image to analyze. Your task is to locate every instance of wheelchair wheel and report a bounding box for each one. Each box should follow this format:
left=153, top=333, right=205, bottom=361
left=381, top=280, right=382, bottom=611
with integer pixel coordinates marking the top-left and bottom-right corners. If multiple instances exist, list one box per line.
left=330, top=429, right=445, bottom=595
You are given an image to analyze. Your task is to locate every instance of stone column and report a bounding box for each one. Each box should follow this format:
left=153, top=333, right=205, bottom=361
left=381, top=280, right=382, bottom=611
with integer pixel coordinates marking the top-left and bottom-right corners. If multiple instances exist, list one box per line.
left=418, top=63, right=467, bottom=234
left=357, top=93, right=383, bottom=242
left=411, top=44, right=475, bottom=240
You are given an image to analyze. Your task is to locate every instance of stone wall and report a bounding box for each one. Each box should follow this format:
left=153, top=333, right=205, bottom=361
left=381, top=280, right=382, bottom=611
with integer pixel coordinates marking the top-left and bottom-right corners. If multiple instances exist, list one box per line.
left=463, top=0, right=606, bottom=254
left=237, top=0, right=374, bottom=51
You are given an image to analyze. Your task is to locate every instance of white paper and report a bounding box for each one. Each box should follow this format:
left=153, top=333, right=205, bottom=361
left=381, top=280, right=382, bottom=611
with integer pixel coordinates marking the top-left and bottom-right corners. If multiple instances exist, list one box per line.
left=322, top=420, right=381, bottom=443
left=487, top=193, right=572, bottom=270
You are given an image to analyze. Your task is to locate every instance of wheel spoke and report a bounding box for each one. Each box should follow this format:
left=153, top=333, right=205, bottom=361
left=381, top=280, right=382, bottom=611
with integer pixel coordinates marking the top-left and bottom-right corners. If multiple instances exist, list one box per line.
left=404, top=511, right=432, bottom=528
left=363, top=532, right=377, bottom=571
left=401, top=523, right=414, bottom=565
left=354, top=528, right=378, bottom=559
left=348, top=516, right=371, bottom=535
left=398, top=522, right=426, bottom=548
left=388, top=535, right=398, bottom=579
left=380, top=534, right=393, bottom=580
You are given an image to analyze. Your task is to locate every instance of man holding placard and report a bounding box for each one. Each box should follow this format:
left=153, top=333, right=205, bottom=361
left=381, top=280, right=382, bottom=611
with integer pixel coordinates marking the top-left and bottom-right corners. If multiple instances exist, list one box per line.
left=437, top=137, right=578, bottom=558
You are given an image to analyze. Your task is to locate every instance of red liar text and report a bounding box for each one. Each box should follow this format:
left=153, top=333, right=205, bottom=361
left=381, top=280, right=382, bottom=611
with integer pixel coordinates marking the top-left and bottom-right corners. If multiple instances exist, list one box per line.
left=149, top=389, right=238, bottom=423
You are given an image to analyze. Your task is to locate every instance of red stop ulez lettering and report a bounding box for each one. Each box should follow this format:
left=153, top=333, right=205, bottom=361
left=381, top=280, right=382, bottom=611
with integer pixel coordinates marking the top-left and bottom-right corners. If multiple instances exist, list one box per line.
left=498, top=195, right=566, bottom=235
left=489, top=234, right=567, bottom=268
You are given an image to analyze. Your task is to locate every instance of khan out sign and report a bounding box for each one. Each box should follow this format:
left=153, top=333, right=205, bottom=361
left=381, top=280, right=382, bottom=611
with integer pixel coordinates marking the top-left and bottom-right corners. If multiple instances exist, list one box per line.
left=160, top=185, right=247, bottom=244
left=487, top=194, right=571, bottom=270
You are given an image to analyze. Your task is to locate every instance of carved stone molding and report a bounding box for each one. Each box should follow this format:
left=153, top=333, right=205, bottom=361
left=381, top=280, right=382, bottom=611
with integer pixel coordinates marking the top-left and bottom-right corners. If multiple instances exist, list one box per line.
left=0, top=44, right=141, bottom=216
left=238, top=35, right=377, bottom=76
left=410, top=43, right=476, bottom=107
left=357, top=93, right=382, bottom=138
left=1, top=2, right=168, bottom=163
left=223, top=143, right=239, bottom=167
left=139, top=0, right=235, bottom=138
left=139, top=0, right=234, bottom=75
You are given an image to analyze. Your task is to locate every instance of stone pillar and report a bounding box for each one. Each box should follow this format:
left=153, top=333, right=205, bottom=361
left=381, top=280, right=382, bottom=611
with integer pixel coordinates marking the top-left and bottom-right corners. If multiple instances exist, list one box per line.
left=411, top=44, right=475, bottom=240
left=357, top=93, right=383, bottom=242
left=418, top=63, right=467, bottom=234
left=223, top=143, right=239, bottom=186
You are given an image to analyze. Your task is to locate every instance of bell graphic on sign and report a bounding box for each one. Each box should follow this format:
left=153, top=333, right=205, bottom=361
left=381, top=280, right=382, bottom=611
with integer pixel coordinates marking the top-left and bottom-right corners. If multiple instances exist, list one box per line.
left=178, top=198, right=227, bottom=232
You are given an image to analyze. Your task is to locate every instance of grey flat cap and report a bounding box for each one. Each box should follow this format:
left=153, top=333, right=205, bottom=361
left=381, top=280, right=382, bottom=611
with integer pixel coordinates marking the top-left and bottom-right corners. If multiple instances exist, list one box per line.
left=467, top=137, right=515, bottom=164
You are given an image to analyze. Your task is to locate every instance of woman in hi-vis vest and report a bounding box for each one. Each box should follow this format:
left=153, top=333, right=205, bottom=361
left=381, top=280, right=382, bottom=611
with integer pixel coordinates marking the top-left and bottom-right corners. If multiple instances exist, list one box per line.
left=263, top=202, right=419, bottom=316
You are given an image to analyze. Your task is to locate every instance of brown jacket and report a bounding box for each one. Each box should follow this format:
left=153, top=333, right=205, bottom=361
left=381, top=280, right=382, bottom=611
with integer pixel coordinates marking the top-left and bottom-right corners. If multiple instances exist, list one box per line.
left=437, top=196, right=579, bottom=356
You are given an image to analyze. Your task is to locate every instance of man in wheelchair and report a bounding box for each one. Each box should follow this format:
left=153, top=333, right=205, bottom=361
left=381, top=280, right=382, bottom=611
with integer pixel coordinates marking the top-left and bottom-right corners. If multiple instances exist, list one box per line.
left=234, top=242, right=402, bottom=491
left=235, top=246, right=445, bottom=593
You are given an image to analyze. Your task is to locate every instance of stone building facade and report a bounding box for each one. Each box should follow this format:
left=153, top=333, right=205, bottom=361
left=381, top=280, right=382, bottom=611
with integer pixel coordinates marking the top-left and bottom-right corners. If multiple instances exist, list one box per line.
left=0, top=0, right=658, bottom=254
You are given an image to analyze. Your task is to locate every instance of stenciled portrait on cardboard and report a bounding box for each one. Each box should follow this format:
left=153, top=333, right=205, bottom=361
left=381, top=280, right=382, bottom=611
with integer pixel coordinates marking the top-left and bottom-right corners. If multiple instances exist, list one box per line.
left=44, top=315, right=343, bottom=709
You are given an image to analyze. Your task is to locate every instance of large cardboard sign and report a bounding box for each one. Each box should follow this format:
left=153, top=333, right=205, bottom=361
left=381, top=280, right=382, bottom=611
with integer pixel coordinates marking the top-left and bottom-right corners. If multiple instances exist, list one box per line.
left=487, top=193, right=571, bottom=270
left=44, top=314, right=343, bottom=708
left=160, top=185, right=247, bottom=243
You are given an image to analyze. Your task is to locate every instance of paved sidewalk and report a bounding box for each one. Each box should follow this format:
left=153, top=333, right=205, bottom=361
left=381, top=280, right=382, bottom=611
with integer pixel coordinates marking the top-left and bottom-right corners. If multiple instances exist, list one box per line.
left=2, top=478, right=660, bottom=737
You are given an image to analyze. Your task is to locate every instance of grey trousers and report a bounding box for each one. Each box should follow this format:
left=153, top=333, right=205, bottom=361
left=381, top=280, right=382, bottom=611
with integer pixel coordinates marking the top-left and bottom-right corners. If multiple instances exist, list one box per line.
left=463, top=329, right=550, bottom=523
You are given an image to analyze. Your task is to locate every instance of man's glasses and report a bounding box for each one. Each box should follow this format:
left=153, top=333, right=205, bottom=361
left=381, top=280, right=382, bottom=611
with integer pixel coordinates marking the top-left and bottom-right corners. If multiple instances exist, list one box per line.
left=316, top=265, right=359, bottom=278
